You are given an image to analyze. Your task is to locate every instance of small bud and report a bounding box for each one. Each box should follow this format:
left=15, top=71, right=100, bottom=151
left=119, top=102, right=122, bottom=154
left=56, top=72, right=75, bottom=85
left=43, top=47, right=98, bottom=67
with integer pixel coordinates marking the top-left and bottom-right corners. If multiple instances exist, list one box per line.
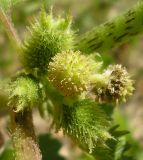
left=56, top=100, right=112, bottom=153
left=48, top=51, right=102, bottom=96
left=8, top=75, right=42, bottom=112
left=92, top=65, right=134, bottom=103
left=22, top=10, right=74, bottom=74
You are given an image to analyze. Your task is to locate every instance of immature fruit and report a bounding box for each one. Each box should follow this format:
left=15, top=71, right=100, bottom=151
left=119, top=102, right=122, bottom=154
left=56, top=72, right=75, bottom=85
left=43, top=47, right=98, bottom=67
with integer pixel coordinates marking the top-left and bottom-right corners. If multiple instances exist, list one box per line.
left=22, top=11, right=74, bottom=74
left=57, top=100, right=111, bottom=153
left=8, top=75, right=41, bottom=112
left=93, top=65, right=134, bottom=103
left=48, top=50, right=102, bottom=96
left=107, top=65, right=134, bottom=103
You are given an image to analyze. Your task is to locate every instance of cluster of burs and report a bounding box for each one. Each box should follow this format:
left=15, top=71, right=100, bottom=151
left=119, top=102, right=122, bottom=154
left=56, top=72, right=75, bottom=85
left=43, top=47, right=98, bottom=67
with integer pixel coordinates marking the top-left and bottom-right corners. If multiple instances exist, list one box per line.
left=9, top=10, right=134, bottom=154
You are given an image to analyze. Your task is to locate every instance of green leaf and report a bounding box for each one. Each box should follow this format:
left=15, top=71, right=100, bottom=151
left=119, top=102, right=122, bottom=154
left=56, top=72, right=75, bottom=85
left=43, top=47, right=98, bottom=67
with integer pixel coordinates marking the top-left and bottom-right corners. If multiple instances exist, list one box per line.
left=92, top=125, right=135, bottom=160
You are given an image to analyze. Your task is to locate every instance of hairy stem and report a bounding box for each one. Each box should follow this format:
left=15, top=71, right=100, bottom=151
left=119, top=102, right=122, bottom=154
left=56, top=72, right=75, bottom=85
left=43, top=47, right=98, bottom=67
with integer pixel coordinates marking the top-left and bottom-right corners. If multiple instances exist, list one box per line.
left=77, top=2, right=143, bottom=54
left=11, top=109, right=42, bottom=160
left=0, top=8, right=21, bottom=47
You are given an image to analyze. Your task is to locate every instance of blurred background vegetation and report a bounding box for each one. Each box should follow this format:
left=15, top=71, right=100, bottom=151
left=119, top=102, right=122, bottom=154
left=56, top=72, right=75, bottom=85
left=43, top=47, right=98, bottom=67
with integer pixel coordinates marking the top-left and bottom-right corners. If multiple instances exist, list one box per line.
left=0, top=0, right=143, bottom=159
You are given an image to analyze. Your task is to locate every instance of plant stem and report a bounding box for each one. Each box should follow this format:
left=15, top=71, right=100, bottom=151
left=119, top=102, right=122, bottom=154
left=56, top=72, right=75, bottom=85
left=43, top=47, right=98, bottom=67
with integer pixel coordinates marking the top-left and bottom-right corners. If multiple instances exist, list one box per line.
left=11, top=109, right=42, bottom=160
left=0, top=8, right=21, bottom=48
left=77, top=2, right=143, bottom=54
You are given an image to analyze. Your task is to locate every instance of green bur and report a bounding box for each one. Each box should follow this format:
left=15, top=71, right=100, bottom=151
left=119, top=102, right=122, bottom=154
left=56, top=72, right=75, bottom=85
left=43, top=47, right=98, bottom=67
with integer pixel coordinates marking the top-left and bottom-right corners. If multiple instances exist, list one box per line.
left=8, top=75, right=41, bottom=112
left=22, top=11, right=74, bottom=75
left=56, top=100, right=112, bottom=153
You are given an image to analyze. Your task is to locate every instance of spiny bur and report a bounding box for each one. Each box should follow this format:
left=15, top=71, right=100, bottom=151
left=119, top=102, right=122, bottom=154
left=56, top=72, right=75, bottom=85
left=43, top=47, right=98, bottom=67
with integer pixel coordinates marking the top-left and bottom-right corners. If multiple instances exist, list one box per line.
left=8, top=75, right=41, bottom=112
left=48, top=50, right=102, bottom=96
left=92, top=65, right=134, bottom=103
left=57, top=100, right=112, bottom=153
left=22, top=10, right=74, bottom=75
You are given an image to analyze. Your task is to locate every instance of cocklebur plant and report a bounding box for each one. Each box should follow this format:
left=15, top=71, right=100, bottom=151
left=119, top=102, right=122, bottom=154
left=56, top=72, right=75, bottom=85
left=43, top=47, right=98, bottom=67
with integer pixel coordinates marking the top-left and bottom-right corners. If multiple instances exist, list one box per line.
left=2, top=1, right=143, bottom=160
left=46, top=50, right=133, bottom=156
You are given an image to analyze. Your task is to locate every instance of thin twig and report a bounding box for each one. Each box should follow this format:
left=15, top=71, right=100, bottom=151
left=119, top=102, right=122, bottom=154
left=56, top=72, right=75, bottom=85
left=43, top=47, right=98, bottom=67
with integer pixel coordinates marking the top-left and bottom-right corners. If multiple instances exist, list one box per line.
left=0, top=8, right=21, bottom=48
